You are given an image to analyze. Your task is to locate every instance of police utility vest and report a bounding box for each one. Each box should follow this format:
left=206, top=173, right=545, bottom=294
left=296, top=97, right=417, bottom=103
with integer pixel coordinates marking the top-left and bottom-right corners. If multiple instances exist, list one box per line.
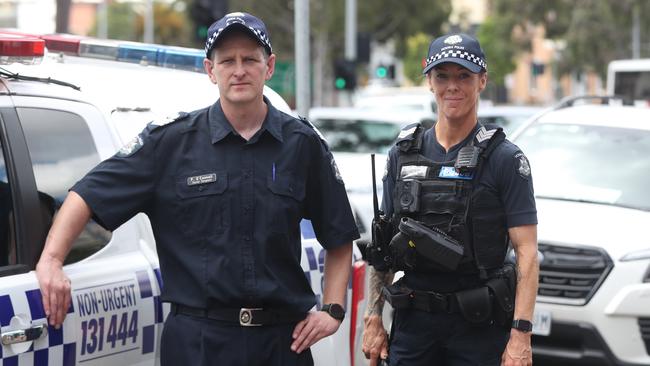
left=391, top=123, right=508, bottom=276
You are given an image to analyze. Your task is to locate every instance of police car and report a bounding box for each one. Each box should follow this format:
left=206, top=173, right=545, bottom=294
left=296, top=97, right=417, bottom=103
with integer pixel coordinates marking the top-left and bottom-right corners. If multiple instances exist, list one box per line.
left=510, top=96, right=650, bottom=366
left=0, top=32, right=367, bottom=366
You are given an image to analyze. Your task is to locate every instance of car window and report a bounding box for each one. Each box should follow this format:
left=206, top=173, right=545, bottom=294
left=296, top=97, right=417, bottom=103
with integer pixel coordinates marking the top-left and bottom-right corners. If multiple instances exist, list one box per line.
left=312, top=118, right=403, bottom=153
left=0, top=144, right=16, bottom=267
left=18, top=108, right=111, bottom=263
left=516, top=123, right=650, bottom=210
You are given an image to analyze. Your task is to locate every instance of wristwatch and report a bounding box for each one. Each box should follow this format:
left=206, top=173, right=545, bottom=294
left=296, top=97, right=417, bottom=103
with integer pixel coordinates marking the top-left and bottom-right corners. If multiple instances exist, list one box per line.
left=321, top=303, right=345, bottom=321
left=512, top=319, right=533, bottom=333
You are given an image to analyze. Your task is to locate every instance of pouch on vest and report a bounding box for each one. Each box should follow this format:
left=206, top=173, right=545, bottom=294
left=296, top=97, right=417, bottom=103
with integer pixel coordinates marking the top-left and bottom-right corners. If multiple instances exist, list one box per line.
left=455, top=286, right=492, bottom=325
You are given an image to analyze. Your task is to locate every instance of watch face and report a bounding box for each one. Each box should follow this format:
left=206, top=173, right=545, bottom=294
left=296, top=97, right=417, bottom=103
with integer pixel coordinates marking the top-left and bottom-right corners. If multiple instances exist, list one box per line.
left=513, top=319, right=533, bottom=332
left=324, top=303, right=345, bottom=320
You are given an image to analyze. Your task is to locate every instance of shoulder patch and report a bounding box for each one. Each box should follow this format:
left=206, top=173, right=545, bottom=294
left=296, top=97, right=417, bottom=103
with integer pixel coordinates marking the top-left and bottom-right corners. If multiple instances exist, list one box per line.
left=514, top=151, right=531, bottom=179
left=117, top=134, right=144, bottom=157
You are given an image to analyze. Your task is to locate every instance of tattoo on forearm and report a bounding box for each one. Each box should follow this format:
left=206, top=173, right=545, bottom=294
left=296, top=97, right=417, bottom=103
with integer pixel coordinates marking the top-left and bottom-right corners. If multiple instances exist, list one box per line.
left=365, top=267, right=393, bottom=316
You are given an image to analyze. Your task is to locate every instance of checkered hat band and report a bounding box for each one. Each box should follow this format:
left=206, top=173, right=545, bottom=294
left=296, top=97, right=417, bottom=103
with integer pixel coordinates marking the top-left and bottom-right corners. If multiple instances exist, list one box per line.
left=205, top=26, right=271, bottom=55
left=425, top=50, right=487, bottom=70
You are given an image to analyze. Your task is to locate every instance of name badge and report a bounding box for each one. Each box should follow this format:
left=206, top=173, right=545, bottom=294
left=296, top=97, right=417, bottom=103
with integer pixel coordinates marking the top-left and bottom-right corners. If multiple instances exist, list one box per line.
left=439, top=166, right=473, bottom=180
left=187, top=173, right=217, bottom=186
left=400, top=165, right=428, bottom=179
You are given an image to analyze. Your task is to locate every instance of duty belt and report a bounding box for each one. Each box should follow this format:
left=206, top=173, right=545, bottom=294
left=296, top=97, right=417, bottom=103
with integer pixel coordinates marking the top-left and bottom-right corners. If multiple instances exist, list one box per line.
left=170, top=303, right=307, bottom=326
left=382, top=285, right=460, bottom=314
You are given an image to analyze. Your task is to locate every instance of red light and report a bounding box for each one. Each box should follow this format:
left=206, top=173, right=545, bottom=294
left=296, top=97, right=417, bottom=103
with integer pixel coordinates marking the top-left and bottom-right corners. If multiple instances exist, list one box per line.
left=350, top=260, right=366, bottom=366
left=41, top=34, right=82, bottom=55
left=0, top=34, right=45, bottom=57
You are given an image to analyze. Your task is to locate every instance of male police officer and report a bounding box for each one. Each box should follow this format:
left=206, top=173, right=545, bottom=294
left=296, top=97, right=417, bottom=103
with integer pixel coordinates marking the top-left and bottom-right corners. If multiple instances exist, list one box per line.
left=35, top=12, right=359, bottom=366
left=362, top=33, right=538, bottom=366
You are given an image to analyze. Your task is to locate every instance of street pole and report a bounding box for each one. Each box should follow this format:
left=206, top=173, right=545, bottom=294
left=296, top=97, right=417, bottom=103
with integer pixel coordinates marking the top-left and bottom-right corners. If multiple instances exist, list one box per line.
left=632, top=2, right=640, bottom=59
left=345, top=0, right=356, bottom=61
left=98, top=1, right=108, bottom=39
left=144, top=0, right=154, bottom=44
left=295, top=0, right=310, bottom=117
left=339, top=0, right=356, bottom=106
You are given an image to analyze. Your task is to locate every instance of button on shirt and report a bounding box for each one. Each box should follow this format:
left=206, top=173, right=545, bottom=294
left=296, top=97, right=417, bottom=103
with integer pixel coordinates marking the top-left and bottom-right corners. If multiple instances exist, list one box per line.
left=73, top=97, right=360, bottom=312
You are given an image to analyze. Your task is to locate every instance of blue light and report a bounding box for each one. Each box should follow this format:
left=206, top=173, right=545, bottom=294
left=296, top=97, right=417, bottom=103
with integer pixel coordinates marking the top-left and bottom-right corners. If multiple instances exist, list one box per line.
left=156, top=46, right=205, bottom=72
left=117, top=42, right=158, bottom=65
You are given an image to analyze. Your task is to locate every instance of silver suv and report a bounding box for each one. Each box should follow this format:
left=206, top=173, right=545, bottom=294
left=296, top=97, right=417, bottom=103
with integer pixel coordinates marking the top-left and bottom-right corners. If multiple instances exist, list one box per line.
left=511, top=96, right=650, bottom=366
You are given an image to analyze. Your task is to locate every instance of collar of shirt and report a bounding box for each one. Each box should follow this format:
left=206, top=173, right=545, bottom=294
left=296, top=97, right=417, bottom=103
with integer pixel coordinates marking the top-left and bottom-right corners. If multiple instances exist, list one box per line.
left=208, top=96, right=284, bottom=144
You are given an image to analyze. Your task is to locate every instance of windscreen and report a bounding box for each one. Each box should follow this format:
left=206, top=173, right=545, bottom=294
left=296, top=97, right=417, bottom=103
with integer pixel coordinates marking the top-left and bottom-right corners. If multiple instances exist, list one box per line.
left=516, top=123, right=650, bottom=211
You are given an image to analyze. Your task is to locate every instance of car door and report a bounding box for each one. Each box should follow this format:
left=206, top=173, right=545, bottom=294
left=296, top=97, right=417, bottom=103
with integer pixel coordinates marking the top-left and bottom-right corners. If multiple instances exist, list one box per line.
left=0, top=96, right=162, bottom=366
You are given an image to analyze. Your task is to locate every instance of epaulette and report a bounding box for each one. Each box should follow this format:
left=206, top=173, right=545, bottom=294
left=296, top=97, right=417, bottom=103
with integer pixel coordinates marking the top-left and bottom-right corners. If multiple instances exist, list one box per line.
left=148, top=111, right=190, bottom=130
left=473, top=124, right=505, bottom=156
left=395, top=122, right=424, bottom=152
left=298, top=115, right=328, bottom=145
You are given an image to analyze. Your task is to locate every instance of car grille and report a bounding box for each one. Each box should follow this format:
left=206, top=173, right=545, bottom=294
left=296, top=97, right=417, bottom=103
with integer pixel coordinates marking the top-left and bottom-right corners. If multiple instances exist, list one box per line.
left=639, top=318, right=650, bottom=356
left=537, top=243, right=613, bottom=305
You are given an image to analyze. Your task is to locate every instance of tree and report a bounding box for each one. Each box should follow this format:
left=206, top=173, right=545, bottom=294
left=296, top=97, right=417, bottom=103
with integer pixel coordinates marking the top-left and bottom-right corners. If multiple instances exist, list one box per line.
left=483, top=0, right=650, bottom=79
left=90, top=1, right=194, bottom=46
left=403, top=32, right=429, bottom=84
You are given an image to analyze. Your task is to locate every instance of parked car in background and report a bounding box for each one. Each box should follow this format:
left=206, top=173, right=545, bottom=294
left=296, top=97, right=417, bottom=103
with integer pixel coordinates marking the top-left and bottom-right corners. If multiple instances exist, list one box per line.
left=353, top=86, right=437, bottom=118
left=510, top=96, right=650, bottom=366
left=477, top=105, right=545, bottom=135
left=308, top=107, right=433, bottom=247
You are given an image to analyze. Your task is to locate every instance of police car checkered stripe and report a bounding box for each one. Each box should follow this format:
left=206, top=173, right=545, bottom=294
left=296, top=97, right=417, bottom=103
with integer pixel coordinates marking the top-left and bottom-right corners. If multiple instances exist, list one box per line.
left=425, top=50, right=487, bottom=70
left=0, top=292, right=76, bottom=365
left=0, top=268, right=164, bottom=363
left=205, top=25, right=271, bottom=55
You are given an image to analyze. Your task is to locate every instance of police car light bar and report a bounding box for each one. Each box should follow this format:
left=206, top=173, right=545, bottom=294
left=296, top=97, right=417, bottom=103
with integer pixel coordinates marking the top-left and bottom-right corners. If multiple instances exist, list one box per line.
left=0, top=33, right=45, bottom=65
left=38, top=32, right=206, bottom=73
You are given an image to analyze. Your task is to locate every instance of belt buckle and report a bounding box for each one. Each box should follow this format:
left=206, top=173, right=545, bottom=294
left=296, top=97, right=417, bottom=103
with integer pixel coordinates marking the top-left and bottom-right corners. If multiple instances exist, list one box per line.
left=239, top=308, right=263, bottom=326
left=430, top=292, right=449, bottom=312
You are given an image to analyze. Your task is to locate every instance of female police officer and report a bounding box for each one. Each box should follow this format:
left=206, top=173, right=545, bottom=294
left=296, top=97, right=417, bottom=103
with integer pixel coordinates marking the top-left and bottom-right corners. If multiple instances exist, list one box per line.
left=35, top=12, right=359, bottom=366
left=362, top=33, right=538, bottom=366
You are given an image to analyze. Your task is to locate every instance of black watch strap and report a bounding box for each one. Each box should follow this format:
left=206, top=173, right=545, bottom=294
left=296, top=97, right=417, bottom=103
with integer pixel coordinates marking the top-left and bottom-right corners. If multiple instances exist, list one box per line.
left=512, top=319, right=533, bottom=333
left=321, top=303, right=345, bottom=321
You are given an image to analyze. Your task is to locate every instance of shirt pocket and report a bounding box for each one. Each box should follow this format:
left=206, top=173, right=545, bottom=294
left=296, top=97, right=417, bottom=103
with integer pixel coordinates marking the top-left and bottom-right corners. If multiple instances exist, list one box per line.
left=175, top=171, right=229, bottom=237
left=266, top=173, right=305, bottom=232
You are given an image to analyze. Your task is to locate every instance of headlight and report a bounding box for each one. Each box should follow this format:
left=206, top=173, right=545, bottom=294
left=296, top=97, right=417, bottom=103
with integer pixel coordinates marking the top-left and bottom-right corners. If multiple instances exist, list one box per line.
left=620, top=248, right=650, bottom=262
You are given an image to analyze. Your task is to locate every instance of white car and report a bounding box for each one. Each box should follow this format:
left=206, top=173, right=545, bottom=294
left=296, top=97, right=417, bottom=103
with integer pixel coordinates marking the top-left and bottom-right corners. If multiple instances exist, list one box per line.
left=0, top=32, right=366, bottom=366
left=510, top=96, right=650, bottom=366
left=308, top=107, right=434, bottom=247
left=477, top=105, right=546, bottom=135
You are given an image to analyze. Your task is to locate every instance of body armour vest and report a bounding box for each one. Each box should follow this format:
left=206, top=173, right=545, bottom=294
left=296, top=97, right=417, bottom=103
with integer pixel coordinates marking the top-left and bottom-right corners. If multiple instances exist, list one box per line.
left=391, top=123, right=508, bottom=276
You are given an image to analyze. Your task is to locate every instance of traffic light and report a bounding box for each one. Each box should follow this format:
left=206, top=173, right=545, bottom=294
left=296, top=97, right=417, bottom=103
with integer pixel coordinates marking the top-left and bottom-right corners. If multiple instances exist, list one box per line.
left=375, top=64, right=395, bottom=79
left=532, top=61, right=545, bottom=76
left=334, top=59, right=357, bottom=90
left=189, top=0, right=228, bottom=43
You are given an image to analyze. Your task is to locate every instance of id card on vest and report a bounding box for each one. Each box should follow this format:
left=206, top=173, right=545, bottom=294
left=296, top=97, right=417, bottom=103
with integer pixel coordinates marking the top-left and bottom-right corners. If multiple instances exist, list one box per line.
left=439, top=166, right=474, bottom=180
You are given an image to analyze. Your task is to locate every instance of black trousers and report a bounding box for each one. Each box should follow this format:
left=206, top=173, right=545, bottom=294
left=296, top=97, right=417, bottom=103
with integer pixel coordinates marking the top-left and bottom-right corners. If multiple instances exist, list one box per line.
left=387, top=308, right=509, bottom=366
left=161, top=311, right=314, bottom=366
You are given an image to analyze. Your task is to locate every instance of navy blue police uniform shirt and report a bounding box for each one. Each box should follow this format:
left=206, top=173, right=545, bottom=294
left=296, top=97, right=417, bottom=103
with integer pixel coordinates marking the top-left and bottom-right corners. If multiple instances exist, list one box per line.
left=72, top=97, right=360, bottom=312
left=381, top=123, right=537, bottom=291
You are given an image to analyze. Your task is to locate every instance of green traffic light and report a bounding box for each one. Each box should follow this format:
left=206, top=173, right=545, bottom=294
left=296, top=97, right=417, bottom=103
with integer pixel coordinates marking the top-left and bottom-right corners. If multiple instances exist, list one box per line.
left=198, top=26, right=208, bottom=39
left=335, top=77, right=346, bottom=89
left=376, top=66, right=387, bottom=78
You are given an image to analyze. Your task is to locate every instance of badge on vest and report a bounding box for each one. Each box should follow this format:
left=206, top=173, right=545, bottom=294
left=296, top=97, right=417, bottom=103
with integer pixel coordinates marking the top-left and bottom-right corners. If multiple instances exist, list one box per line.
left=187, top=173, right=217, bottom=186
left=439, top=166, right=474, bottom=180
